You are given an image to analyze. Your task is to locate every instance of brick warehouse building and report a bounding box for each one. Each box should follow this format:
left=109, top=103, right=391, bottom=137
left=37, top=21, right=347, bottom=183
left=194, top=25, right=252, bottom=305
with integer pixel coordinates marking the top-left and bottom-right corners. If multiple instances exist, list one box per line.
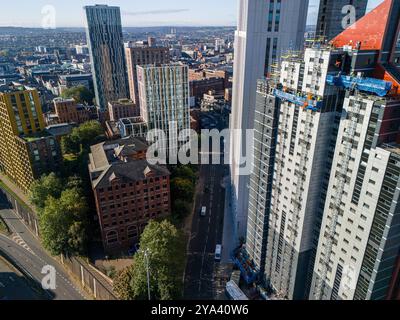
left=89, top=136, right=171, bottom=253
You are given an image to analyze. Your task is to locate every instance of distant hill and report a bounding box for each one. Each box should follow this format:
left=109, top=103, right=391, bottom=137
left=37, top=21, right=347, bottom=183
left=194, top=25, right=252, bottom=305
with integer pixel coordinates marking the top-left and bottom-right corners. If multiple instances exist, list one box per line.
left=0, top=25, right=235, bottom=35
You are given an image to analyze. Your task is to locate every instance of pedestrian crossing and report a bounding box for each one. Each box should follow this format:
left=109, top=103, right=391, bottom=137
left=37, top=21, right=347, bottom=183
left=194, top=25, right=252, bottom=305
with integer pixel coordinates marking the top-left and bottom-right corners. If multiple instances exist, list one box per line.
left=11, top=234, right=35, bottom=255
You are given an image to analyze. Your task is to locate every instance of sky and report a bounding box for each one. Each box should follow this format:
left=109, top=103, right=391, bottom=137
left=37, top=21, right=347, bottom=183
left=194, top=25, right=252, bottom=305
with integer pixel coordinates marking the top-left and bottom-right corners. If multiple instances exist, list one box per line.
left=0, top=0, right=386, bottom=28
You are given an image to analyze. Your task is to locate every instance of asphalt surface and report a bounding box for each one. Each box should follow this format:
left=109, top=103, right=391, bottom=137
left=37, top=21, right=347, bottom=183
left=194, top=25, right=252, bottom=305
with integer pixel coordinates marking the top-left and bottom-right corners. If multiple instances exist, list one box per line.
left=0, top=256, right=42, bottom=300
left=0, top=198, right=87, bottom=300
left=184, top=113, right=228, bottom=300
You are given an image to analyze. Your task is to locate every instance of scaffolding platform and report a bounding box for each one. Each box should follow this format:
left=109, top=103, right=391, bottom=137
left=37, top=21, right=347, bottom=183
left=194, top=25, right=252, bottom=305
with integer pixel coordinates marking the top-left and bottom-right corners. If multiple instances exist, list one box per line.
left=326, top=74, right=392, bottom=97
left=231, top=247, right=259, bottom=285
left=273, top=89, right=323, bottom=111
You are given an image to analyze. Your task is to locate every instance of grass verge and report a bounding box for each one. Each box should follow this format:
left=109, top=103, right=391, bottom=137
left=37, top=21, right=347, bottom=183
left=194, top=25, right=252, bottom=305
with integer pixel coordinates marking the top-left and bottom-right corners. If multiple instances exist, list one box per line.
left=0, top=216, right=10, bottom=235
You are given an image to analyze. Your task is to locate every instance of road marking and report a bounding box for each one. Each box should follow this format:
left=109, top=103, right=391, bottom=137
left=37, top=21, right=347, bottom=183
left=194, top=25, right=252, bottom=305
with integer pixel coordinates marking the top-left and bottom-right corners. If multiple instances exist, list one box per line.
left=11, top=234, right=35, bottom=255
left=8, top=276, right=15, bottom=282
left=0, top=282, right=4, bottom=287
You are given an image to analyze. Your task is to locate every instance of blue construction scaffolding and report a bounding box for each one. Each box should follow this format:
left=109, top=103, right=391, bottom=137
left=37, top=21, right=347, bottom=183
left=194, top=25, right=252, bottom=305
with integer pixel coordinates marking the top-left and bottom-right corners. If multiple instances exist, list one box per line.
left=231, top=246, right=259, bottom=285
left=326, top=74, right=392, bottom=97
left=273, top=89, right=323, bottom=112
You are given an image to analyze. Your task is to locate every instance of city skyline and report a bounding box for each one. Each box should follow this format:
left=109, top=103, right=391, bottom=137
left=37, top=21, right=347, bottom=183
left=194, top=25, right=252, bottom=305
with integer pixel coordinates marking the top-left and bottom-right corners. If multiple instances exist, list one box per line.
left=0, top=0, right=385, bottom=28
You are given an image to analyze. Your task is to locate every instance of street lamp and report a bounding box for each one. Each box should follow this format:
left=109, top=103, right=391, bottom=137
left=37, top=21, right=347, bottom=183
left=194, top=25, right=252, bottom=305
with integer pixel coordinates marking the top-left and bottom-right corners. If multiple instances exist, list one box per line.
left=142, top=248, right=151, bottom=301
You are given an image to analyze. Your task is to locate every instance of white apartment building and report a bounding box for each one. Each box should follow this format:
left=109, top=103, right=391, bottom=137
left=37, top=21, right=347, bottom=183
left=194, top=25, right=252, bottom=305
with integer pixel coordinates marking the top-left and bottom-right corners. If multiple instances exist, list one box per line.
left=310, top=93, right=400, bottom=300
left=230, top=0, right=309, bottom=240
left=246, top=47, right=344, bottom=299
left=137, top=64, right=190, bottom=160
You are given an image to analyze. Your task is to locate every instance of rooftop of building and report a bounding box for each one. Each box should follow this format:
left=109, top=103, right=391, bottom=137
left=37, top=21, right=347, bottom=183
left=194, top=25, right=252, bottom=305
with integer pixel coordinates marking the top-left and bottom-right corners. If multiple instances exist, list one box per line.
left=0, top=82, right=36, bottom=94
left=108, top=98, right=135, bottom=106
left=90, top=159, right=170, bottom=190
left=89, top=136, right=149, bottom=171
left=118, top=117, right=147, bottom=126
left=53, top=97, right=75, bottom=103
left=89, top=136, right=169, bottom=189
left=45, top=123, right=75, bottom=137
left=382, top=143, right=400, bottom=155
left=59, top=73, right=92, bottom=80
left=137, top=62, right=186, bottom=70
left=19, top=131, right=51, bottom=143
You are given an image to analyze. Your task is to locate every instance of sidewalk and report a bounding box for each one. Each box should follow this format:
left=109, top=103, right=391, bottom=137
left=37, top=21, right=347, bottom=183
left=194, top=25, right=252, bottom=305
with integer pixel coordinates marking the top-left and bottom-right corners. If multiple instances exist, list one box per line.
left=221, top=175, right=236, bottom=264
left=0, top=173, right=34, bottom=211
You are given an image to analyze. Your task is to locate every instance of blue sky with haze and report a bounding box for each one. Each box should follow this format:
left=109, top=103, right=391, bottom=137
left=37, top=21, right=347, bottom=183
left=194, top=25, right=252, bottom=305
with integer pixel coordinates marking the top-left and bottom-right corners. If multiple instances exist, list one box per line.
left=0, top=0, right=385, bottom=28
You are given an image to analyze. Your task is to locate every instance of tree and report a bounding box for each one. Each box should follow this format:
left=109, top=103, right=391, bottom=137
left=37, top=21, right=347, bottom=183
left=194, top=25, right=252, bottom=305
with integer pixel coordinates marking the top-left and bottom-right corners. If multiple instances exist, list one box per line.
left=39, top=187, right=88, bottom=256
left=61, top=121, right=104, bottom=155
left=61, top=134, right=80, bottom=155
left=113, top=267, right=135, bottom=300
left=173, top=166, right=196, bottom=183
left=172, top=199, right=191, bottom=221
left=131, top=220, right=185, bottom=300
left=171, top=178, right=195, bottom=202
left=61, top=85, right=94, bottom=105
left=74, top=121, right=104, bottom=149
left=29, top=173, right=63, bottom=210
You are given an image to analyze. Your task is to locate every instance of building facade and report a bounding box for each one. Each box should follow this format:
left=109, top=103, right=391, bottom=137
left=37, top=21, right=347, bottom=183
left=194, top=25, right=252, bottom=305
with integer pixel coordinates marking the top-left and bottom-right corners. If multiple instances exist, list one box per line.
left=125, top=46, right=170, bottom=105
left=137, top=64, right=191, bottom=159
left=0, top=85, right=62, bottom=193
left=53, top=98, right=93, bottom=124
left=108, top=98, right=139, bottom=122
left=89, top=137, right=171, bottom=253
left=118, top=117, right=148, bottom=139
left=246, top=47, right=345, bottom=299
left=316, top=0, right=368, bottom=41
left=230, top=0, right=309, bottom=240
left=84, top=5, right=129, bottom=110
left=310, top=0, right=400, bottom=300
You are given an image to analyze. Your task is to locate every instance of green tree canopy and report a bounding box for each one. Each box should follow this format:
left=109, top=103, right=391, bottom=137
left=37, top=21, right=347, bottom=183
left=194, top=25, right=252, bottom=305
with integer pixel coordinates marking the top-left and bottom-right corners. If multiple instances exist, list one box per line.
left=39, top=187, right=88, bottom=256
left=29, top=173, right=64, bottom=210
left=61, top=85, right=94, bottom=105
left=170, top=177, right=195, bottom=202
left=113, top=266, right=135, bottom=300
left=61, top=120, right=104, bottom=155
left=171, top=199, right=191, bottom=221
left=121, top=220, right=186, bottom=300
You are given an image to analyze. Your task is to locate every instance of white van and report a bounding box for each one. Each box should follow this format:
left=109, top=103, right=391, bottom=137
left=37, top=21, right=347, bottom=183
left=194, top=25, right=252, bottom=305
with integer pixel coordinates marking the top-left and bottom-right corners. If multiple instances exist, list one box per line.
left=200, top=206, right=207, bottom=217
left=215, top=244, right=222, bottom=261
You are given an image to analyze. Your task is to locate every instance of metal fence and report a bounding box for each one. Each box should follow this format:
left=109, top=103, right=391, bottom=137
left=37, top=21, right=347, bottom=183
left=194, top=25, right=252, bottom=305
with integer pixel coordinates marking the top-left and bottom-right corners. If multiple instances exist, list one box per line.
left=0, top=186, right=117, bottom=300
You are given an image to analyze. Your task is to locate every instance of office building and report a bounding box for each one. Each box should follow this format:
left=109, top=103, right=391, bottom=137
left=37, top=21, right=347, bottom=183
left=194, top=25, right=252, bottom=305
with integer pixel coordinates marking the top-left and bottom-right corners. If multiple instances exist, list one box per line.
left=230, top=0, right=309, bottom=240
left=84, top=5, right=129, bottom=110
left=137, top=64, right=190, bottom=159
left=125, top=46, right=170, bottom=105
left=89, top=136, right=171, bottom=253
left=0, top=84, right=62, bottom=193
left=310, top=0, right=400, bottom=300
left=316, top=0, right=368, bottom=41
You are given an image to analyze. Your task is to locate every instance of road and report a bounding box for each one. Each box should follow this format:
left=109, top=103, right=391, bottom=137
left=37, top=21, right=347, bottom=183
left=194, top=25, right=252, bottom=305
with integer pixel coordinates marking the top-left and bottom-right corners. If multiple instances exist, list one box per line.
left=0, top=255, right=43, bottom=300
left=0, top=197, right=87, bottom=300
left=184, top=112, right=228, bottom=300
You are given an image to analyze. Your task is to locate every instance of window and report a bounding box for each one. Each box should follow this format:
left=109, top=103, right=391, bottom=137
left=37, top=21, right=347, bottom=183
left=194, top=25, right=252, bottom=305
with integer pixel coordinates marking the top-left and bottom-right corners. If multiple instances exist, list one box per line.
left=106, top=231, right=118, bottom=244
left=127, top=226, right=138, bottom=239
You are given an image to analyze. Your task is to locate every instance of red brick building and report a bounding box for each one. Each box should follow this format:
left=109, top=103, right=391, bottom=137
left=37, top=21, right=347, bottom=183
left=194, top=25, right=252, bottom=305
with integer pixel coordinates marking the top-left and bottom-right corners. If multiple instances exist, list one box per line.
left=108, top=98, right=139, bottom=122
left=89, top=136, right=171, bottom=253
left=52, top=98, right=93, bottom=124
left=189, top=69, right=229, bottom=106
